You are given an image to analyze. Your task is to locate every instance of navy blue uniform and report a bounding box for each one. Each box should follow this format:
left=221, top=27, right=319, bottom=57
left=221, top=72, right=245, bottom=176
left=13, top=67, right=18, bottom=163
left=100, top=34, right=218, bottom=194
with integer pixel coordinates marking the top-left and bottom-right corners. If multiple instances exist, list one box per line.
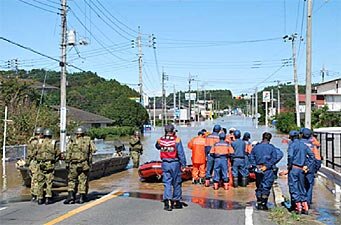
left=231, top=139, right=248, bottom=178
left=250, top=141, right=278, bottom=199
left=287, top=139, right=314, bottom=204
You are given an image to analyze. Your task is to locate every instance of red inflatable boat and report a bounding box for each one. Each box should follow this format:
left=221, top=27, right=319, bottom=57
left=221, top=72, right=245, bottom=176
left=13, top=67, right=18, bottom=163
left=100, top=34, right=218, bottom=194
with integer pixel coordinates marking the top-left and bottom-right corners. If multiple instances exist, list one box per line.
left=138, top=161, right=192, bottom=181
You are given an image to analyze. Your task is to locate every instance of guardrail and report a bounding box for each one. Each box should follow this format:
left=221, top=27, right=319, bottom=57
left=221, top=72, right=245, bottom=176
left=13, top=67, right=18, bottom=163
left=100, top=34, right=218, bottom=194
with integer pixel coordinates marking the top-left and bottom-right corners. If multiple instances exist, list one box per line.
left=316, top=132, right=341, bottom=173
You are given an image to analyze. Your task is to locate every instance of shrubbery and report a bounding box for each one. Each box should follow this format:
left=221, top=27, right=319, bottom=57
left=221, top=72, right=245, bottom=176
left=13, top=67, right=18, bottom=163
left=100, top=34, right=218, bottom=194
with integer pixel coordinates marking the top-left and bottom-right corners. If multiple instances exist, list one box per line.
left=88, top=126, right=136, bottom=139
left=275, top=112, right=299, bottom=134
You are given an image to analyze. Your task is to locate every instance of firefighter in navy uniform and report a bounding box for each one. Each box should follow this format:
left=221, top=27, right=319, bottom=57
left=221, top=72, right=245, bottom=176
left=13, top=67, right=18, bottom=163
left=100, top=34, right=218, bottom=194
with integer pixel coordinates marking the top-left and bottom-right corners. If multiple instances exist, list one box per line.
left=155, top=125, right=186, bottom=211
left=204, top=125, right=221, bottom=187
left=250, top=132, right=278, bottom=210
left=231, top=130, right=249, bottom=187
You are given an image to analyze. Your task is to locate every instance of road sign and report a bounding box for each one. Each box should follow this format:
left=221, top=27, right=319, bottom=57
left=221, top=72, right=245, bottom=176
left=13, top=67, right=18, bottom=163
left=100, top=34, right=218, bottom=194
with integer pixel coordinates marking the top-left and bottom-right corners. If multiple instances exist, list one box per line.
left=262, top=91, right=271, bottom=102
left=185, top=93, right=196, bottom=101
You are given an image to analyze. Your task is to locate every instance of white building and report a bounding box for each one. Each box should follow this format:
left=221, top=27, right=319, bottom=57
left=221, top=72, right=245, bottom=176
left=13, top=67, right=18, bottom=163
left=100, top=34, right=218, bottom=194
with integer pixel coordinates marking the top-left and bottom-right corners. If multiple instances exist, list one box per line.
left=315, top=78, right=341, bottom=112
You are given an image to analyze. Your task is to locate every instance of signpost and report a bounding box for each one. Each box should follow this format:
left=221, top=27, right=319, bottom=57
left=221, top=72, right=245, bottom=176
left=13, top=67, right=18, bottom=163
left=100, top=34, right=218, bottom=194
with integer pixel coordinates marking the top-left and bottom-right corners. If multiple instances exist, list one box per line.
left=263, top=91, right=270, bottom=127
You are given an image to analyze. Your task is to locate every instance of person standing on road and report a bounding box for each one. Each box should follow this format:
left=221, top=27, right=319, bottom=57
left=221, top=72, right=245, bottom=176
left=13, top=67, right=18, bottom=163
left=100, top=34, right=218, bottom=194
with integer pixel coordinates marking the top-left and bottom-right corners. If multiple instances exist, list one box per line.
left=204, top=125, right=221, bottom=187
left=27, top=127, right=44, bottom=202
left=301, top=128, right=322, bottom=207
left=188, top=131, right=206, bottom=184
left=231, top=130, right=249, bottom=187
left=250, top=132, right=278, bottom=210
left=225, top=127, right=236, bottom=144
left=35, top=129, right=60, bottom=205
left=155, top=124, right=186, bottom=211
left=64, top=127, right=96, bottom=205
left=287, top=130, right=314, bottom=214
left=129, top=131, right=143, bottom=168
left=210, top=132, right=234, bottom=190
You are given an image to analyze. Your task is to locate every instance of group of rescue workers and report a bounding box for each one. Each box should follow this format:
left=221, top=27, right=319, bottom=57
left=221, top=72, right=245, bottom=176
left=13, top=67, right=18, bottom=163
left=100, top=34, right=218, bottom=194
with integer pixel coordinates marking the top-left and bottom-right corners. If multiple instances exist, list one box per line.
left=27, top=126, right=96, bottom=205
left=155, top=124, right=321, bottom=214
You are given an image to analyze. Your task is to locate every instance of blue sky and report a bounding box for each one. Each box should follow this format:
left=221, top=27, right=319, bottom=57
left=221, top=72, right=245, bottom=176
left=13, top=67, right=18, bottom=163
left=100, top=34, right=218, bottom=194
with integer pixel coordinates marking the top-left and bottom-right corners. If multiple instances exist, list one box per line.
left=0, top=0, right=340, bottom=96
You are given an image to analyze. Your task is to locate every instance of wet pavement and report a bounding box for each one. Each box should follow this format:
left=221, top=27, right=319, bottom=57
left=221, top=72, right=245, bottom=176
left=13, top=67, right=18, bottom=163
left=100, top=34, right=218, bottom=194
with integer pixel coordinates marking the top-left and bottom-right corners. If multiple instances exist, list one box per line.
left=0, top=116, right=340, bottom=224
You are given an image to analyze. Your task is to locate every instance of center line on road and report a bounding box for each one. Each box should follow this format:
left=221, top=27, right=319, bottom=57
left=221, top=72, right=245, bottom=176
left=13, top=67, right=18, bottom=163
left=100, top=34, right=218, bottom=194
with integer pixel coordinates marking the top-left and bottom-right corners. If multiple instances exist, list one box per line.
left=44, top=189, right=123, bottom=225
left=0, top=207, right=8, bottom=211
left=245, top=206, right=253, bottom=225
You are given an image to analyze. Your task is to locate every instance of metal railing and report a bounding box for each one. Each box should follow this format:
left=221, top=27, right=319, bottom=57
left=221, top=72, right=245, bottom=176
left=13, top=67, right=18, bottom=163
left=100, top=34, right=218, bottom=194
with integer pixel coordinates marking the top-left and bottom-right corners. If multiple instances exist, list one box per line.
left=316, top=132, right=341, bottom=173
left=4, top=145, right=27, bottom=161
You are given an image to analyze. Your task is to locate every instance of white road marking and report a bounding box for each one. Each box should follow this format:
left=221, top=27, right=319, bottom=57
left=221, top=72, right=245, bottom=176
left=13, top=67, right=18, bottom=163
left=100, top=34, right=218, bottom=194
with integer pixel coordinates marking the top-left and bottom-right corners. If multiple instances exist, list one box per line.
left=0, top=207, right=8, bottom=211
left=245, top=206, right=253, bottom=225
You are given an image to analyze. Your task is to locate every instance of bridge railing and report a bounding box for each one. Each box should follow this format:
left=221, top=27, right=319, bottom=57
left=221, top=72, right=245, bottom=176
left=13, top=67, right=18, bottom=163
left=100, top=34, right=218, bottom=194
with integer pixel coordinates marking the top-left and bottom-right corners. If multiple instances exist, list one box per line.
left=316, top=132, right=341, bottom=173
left=4, top=145, right=27, bottom=161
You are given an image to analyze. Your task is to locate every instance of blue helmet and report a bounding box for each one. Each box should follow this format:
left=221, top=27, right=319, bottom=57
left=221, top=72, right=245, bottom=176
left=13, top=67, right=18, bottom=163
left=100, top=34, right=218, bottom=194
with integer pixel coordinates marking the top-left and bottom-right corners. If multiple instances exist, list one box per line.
left=213, top=124, right=221, bottom=132
left=289, top=130, right=299, bottom=137
left=218, top=132, right=226, bottom=140
left=302, top=128, right=312, bottom=139
left=243, top=132, right=251, bottom=139
left=234, top=130, right=241, bottom=139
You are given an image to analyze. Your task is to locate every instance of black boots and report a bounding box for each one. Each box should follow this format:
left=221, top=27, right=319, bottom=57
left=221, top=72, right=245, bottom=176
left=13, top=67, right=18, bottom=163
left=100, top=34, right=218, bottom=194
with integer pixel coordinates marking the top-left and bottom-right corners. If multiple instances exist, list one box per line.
left=164, top=199, right=172, bottom=211
left=31, top=195, right=37, bottom=202
left=64, top=191, right=75, bottom=204
left=233, top=177, right=239, bottom=188
left=241, top=177, right=248, bottom=187
left=37, top=198, right=44, bottom=205
left=173, top=200, right=183, bottom=209
left=45, top=197, right=52, bottom=205
left=78, top=194, right=86, bottom=204
left=257, top=196, right=268, bottom=210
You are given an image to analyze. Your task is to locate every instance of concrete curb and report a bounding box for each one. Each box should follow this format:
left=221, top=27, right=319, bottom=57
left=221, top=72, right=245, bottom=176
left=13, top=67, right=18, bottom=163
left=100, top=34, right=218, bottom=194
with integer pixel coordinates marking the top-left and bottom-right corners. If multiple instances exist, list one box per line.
left=272, top=181, right=284, bottom=207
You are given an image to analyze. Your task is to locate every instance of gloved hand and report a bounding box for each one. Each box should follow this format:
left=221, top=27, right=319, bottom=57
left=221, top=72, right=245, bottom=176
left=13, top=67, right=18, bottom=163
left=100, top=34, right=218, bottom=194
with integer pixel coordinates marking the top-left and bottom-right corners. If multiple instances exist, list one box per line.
left=302, top=166, right=309, bottom=173
left=260, top=165, right=267, bottom=172
left=181, top=167, right=186, bottom=172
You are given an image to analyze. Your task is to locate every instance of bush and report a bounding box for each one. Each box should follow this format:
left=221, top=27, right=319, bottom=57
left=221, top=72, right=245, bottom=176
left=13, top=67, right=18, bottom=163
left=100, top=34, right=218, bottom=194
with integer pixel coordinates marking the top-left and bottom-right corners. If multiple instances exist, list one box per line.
left=275, top=112, right=299, bottom=134
left=88, top=126, right=136, bottom=139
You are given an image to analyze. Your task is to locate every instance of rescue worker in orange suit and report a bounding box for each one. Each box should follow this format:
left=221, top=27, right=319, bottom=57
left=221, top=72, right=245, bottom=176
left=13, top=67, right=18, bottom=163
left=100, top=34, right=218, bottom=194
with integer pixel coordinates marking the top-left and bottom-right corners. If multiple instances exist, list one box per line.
left=188, top=131, right=206, bottom=184
left=204, top=125, right=221, bottom=187
left=287, top=130, right=315, bottom=214
left=225, top=127, right=236, bottom=144
left=155, top=124, right=186, bottom=211
left=301, top=128, right=322, bottom=207
left=231, top=130, right=249, bottom=187
left=250, top=132, right=278, bottom=210
left=210, top=132, right=234, bottom=190
left=243, top=132, right=252, bottom=179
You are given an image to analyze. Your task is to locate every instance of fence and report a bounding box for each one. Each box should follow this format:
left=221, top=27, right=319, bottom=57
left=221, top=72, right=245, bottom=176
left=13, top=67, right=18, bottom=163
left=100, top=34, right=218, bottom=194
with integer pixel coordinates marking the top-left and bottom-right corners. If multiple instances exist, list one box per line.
left=4, top=145, right=27, bottom=161
left=317, top=132, right=341, bottom=173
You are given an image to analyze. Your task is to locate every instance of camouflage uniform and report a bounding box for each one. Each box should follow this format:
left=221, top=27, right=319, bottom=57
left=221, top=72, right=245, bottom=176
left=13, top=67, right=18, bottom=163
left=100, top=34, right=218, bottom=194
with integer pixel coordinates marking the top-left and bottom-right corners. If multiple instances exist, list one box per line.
left=27, top=136, right=40, bottom=198
left=36, top=137, right=60, bottom=204
left=66, top=136, right=96, bottom=197
left=129, top=134, right=143, bottom=168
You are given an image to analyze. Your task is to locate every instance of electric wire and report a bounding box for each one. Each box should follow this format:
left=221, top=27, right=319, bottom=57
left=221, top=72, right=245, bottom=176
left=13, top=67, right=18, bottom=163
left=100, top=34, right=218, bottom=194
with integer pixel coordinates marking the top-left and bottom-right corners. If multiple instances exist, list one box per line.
left=17, top=0, right=60, bottom=15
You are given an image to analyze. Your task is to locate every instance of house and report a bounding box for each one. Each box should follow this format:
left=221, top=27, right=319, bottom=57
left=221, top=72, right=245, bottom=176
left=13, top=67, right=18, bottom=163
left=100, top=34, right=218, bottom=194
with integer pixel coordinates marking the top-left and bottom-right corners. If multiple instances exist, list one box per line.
left=52, top=106, right=113, bottom=128
left=314, top=78, right=341, bottom=112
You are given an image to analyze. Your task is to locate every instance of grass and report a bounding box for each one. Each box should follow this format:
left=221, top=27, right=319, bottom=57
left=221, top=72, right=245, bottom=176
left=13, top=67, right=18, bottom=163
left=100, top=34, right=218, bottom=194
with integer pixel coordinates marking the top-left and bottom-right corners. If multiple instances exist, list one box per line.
left=269, top=207, right=324, bottom=225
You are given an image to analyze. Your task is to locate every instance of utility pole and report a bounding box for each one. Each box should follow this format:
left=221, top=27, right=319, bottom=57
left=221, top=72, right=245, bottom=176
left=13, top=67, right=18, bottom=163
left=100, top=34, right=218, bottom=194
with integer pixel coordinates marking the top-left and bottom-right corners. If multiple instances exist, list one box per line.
left=251, top=94, right=254, bottom=117
left=265, top=97, right=268, bottom=127
left=137, top=26, right=143, bottom=105
left=161, top=71, right=168, bottom=126
left=255, top=88, right=258, bottom=128
left=305, top=0, right=313, bottom=129
left=321, top=65, right=327, bottom=83
left=178, top=91, right=181, bottom=110
left=284, top=34, right=300, bottom=127
left=275, top=80, right=281, bottom=115
left=271, top=89, right=274, bottom=117
left=173, top=85, right=176, bottom=122
left=2, top=106, right=8, bottom=190
left=153, top=95, right=156, bottom=128
left=60, top=0, right=67, bottom=153
left=188, top=73, right=194, bottom=121
left=196, top=81, right=200, bottom=122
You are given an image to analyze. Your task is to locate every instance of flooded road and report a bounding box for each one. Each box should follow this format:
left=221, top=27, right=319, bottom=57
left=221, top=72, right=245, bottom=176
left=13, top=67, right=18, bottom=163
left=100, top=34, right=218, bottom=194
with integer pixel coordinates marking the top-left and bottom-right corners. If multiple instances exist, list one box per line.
left=1, top=115, right=340, bottom=224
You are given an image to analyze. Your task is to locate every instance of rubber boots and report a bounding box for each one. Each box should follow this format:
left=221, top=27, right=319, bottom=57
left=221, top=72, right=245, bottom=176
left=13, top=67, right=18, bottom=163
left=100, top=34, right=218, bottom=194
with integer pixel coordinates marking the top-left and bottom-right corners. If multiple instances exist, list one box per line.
left=261, top=197, right=269, bottom=210
left=199, top=178, right=205, bottom=185
left=233, top=177, right=239, bottom=188
left=302, top=202, right=309, bottom=215
left=37, top=198, right=44, bottom=205
left=223, top=183, right=229, bottom=190
left=78, top=194, right=86, bottom=204
left=295, top=202, right=302, bottom=214
left=163, top=199, right=172, bottom=211
left=173, top=200, right=183, bottom=209
left=204, top=179, right=210, bottom=187
left=213, top=182, right=219, bottom=190
left=45, top=197, right=52, bottom=205
left=31, top=195, right=37, bottom=202
left=256, top=197, right=262, bottom=210
left=241, top=177, right=248, bottom=187
left=64, top=191, right=75, bottom=204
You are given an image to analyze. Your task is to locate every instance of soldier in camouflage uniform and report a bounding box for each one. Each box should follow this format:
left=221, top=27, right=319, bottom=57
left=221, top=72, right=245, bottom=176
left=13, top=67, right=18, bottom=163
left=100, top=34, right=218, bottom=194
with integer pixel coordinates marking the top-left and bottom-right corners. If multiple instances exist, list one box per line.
left=27, top=127, right=44, bottom=201
left=35, top=129, right=60, bottom=205
left=129, top=131, right=143, bottom=168
left=64, top=127, right=96, bottom=204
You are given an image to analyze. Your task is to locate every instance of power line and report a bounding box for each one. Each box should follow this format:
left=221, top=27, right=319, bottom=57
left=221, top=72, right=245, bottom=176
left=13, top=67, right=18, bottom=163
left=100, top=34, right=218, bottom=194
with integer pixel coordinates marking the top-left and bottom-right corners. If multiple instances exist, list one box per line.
left=0, top=36, right=85, bottom=71
left=31, top=0, right=60, bottom=10
left=17, top=0, right=60, bottom=15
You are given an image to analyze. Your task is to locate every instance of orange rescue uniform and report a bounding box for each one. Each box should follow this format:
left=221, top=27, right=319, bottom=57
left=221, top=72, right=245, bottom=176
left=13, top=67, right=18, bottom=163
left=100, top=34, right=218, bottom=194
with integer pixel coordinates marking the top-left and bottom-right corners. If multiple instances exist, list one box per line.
left=188, top=136, right=206, bottom=180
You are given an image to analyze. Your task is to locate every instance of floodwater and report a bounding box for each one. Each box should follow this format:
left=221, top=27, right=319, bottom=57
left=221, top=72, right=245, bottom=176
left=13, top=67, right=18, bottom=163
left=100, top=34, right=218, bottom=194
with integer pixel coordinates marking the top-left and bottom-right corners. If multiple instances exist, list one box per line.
left=1, top=116, right=340, bottom=223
